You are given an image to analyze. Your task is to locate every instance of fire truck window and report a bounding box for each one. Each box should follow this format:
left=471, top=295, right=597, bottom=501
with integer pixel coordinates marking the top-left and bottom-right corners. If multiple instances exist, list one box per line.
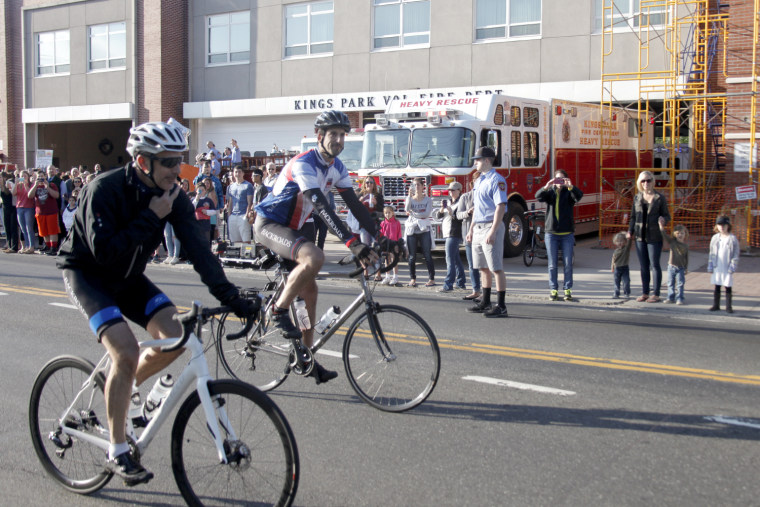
left=510, top=106, right=521, bottom=127
left=411, top=127, right=475, bottom=168
left=494, top=104, right=504, bottom=125
left=523, top=132, right=539, bottom=167
left=653, top=158, right=662, bottom=169
left=627, top=118, right=639, bottom=137
left=511, top=131, right=521, bottom=167
left=675, top=157, right=681, bottom=170
left=362, top=129, right=410, bottom=168
left=524, top=107, right=539, bottom=128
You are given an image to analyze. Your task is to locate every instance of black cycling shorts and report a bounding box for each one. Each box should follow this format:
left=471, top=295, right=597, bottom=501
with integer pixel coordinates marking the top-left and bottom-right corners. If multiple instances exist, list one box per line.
left=254, top=216, right=314, bottom=266
left=62, top=269, right=174, bottom=341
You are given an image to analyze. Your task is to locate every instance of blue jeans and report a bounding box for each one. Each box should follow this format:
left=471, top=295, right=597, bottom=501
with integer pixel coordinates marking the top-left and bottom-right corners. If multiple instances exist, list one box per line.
left=443, top=237, right=466, bottom=290
left=613, top=265, right=630, bottom=297
left=545, top=232, right=574, bottom=291
left=407, top=231, right=435, bottom=281
left=635, top=240, right=663, bottom=296
left=17, top=207, right=36, bottom=248
left=164, top=222, right=181, bottom=257
left=465, top=242, right=481, bottom=292
left=667, top=265, right=686, bottom=303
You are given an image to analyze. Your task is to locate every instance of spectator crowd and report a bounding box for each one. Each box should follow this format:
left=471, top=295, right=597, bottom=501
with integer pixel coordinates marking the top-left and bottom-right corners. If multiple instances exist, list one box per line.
left=0, top=141, right=740, bottom=315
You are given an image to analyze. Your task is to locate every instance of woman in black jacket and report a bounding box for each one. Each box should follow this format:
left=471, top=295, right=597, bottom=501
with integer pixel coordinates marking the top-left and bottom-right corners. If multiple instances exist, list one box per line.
left=626, top=170, right=670, bottom=303
left=535, top=169, right=583, bottom=301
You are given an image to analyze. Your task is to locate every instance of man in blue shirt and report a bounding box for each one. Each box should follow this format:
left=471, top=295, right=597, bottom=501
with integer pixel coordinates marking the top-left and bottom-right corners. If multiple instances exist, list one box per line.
left=207, top=151, right=221, bottom=177
left=225, top=165, right=254, bottom=244
left=230, top=139, right=242, bottom=165
left=465, top=147, right=508, bottom=317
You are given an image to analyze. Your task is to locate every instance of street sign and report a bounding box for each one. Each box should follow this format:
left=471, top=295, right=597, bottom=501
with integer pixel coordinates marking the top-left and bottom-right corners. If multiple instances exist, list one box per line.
left=735, top=185, right=757, bottom=201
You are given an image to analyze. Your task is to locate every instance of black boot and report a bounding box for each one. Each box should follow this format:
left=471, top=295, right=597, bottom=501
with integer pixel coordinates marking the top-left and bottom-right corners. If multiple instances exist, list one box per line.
left=725, top=288, right=733, bottom=314
left=708, top=286, right=720, bottom=311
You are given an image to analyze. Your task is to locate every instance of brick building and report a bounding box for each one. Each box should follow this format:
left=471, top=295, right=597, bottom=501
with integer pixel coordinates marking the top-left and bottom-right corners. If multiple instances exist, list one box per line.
left=0, top=0, right=756, bottom=183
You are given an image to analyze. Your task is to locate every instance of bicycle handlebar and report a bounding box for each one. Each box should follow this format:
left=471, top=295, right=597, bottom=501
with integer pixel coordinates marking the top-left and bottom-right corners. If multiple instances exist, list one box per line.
left=163, top=301, right=255, bottom=352
left=346, top=239, right=405, bottom=279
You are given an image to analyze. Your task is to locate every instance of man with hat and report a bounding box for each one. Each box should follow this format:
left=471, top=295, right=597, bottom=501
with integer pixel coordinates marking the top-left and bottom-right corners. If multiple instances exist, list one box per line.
left=434, top=180, right=467, bottom=292
left=465, top=146, right=508, bottom=317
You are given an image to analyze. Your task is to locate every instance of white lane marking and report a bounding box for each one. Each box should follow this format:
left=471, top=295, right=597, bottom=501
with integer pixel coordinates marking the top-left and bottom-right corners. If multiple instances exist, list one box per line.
left=705, top=416, right=760, bottom=430
left=50, top=302, right=77, bottom=310
left=0, top=292, right=7, bottom=296
left=317, top=348, right=356, bottom=359
left=463, top=375, right=576, bottom=396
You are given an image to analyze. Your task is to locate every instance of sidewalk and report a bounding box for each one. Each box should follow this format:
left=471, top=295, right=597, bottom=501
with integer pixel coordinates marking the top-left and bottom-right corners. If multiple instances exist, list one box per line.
left=316, top=236, right=760, bottom=319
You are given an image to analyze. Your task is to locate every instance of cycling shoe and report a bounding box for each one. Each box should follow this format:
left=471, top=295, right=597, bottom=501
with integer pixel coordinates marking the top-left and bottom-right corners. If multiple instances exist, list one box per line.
left=271, top=311, right=302, bottom=339
left=307, top=361, right=338, bottom=385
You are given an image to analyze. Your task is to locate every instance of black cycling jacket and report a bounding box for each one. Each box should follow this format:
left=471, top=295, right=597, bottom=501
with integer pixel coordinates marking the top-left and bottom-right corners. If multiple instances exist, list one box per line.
left=57, top=163, right=238, bottom=304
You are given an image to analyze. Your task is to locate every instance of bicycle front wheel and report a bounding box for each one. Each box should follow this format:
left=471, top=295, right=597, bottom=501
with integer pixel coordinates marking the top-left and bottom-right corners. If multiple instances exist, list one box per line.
left=343, top=305, right=440, bottom=412
left=28, top=355, right=112, bottom=494
left=171, top=379, right=299, bottom=507
left=523, top=246, right=535, bottom=266
left=216, top=311, right=291, bottom=391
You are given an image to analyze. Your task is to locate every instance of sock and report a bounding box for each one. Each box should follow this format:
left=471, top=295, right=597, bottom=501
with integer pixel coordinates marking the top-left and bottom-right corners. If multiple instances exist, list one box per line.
left=497, top=290, right=506, bottom=308
left=482, top=287, right=491, bottom=306
left=272, top=304, right=288, bottom=315
left=109, top=441, right=130, bottom=460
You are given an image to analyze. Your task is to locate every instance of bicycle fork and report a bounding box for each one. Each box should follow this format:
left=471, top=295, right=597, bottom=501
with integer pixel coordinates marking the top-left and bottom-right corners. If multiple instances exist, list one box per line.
left=366, top=306, right=396, bottom=363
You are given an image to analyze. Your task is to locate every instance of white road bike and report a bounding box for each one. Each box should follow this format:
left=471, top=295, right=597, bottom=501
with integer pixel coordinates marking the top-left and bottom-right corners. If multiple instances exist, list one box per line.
left=29, top=301, right=299, bottom=507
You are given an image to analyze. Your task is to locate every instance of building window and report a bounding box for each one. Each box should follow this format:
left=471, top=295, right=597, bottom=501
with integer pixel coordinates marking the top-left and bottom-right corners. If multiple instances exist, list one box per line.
left=285, top=1, right=334, bottom=57
left=475, top=0, right=541, bottom=40
left=36, top=30, right=70, bottom=76
left=373, top=0, right=430, bottom=50
left=89, top=22, right=126, bottom=71
left=207, top=11, right=250, bottom=65
left=593, top=0, right=667, bottom=32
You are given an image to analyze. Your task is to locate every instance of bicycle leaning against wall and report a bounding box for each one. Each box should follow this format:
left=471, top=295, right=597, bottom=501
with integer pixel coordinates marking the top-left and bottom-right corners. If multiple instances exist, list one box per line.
left=215, top=240, right=441, bottom=413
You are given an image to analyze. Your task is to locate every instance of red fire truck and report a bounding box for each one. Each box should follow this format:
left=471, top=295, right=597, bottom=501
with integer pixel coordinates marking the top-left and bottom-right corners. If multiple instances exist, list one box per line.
left=358, top=94, right=653, bottom=256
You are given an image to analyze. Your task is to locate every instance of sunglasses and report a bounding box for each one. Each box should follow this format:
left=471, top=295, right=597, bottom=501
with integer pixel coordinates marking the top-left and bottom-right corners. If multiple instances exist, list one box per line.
left=149, top=156, right=183, bottom=168
left=74, top=180, right=82, bottom=183
left=641, top=179, right=652, bottom=183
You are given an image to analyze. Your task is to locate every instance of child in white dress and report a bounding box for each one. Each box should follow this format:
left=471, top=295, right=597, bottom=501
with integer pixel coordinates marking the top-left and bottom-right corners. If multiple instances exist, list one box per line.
left=707, top=215, right=740, bottom=313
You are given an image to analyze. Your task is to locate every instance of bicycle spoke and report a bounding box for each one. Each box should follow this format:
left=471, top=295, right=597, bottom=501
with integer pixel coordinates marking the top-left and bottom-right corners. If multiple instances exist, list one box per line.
left=344, top=305, right=440, bottom=412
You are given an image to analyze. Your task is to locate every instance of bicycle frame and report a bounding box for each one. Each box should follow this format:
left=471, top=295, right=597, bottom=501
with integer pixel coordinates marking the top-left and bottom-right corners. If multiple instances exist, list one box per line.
left=254, top=262, right=395, bottom=362
left=55, top=327, right=234, bottom=464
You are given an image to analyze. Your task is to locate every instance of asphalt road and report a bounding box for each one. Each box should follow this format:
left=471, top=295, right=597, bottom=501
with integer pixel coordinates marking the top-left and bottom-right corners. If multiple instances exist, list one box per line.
left=1, top=253, right=759, bottom=506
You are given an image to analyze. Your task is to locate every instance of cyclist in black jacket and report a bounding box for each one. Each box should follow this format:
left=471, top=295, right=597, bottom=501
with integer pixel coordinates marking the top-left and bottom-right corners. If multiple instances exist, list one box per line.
left=57, top=120, right=254, bottom=486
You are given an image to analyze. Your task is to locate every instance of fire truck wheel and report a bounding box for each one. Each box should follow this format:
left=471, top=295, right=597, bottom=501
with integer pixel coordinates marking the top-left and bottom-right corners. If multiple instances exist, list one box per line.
left=503, top=201, right=528, bottom=258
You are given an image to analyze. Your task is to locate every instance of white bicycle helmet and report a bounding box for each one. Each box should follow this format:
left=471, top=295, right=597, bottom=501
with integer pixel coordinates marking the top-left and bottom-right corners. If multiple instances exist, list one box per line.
left=126, top=121, right=188, bottom=158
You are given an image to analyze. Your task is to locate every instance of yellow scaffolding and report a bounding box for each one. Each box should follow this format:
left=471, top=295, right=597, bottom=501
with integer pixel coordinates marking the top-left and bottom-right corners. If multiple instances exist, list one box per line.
left=598, top=0, right=752, bottom=249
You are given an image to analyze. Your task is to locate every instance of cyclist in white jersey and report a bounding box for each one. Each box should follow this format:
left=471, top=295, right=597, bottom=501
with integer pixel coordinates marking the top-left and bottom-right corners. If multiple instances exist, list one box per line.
left=254, top=110, right=379, bottom=384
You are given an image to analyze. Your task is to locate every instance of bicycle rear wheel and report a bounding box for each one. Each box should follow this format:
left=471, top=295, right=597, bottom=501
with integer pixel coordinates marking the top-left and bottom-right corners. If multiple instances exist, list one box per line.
left=216, top=311, right=291, bottom=391
left=171, top=379, right=299, bottom=507
left=28, top=355, right=112, bottom=494
left=343, top=305, right=440, bottom=412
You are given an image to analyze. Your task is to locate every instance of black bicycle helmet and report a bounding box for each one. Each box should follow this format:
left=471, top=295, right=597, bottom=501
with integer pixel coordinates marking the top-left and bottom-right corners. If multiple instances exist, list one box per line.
left=314, top=110, right=351, bottom=133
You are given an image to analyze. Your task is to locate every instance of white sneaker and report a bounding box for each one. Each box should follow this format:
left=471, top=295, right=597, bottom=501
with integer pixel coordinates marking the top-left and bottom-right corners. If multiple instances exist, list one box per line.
left=169, top=256, right=179, bottom=265
left=389, top=275, right=398, bottom=285
left=382, top=273, right=392, bottom=285
left=162, top=257, right=172, bottom=264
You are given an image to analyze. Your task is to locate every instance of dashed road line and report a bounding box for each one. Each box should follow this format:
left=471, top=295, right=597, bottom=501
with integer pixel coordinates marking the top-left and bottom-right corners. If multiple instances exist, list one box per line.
left=463, top=375, right=576, bottom=396
left=705, top=416, right=760, bottom=430
left=49, top=302, right=77, bottom=310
